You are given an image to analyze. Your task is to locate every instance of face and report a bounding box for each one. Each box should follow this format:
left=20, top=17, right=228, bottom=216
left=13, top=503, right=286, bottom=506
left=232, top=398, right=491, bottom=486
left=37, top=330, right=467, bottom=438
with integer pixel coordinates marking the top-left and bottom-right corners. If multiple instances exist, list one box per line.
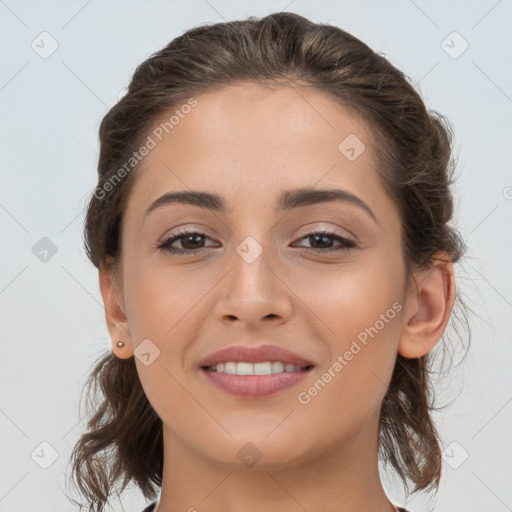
left=109, top=82, right=413, bottom=468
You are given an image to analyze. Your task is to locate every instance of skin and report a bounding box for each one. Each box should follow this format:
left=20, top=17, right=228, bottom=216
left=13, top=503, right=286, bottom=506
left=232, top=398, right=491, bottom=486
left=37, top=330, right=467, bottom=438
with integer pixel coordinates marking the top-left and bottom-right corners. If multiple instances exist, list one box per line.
left=99, top=81, right=455, bottom=512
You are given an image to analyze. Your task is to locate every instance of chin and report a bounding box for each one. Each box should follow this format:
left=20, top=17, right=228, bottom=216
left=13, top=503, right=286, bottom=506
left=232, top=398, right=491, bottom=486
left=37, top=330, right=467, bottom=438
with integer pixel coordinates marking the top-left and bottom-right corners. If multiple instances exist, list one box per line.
left=205, top=434, right=313, bottom=470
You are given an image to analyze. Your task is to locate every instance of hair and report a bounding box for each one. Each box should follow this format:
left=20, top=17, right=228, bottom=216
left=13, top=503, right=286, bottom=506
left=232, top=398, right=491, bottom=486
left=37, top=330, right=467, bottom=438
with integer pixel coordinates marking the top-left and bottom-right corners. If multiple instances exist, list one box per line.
left=65, top=11, right=472, bottom=512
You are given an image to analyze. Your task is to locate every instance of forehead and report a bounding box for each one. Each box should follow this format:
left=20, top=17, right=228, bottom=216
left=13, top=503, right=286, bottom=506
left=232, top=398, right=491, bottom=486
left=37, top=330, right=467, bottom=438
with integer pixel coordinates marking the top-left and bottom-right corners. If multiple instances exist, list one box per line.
left=125, top=82, right=389, bottom=222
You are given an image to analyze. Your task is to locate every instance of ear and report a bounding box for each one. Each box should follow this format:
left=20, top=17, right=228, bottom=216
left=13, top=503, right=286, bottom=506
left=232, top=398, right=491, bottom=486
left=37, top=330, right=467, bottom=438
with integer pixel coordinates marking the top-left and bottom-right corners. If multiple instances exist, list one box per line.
left=398, top=252, right=456, bottom=359
left=98, top=261, right=134, bottom=359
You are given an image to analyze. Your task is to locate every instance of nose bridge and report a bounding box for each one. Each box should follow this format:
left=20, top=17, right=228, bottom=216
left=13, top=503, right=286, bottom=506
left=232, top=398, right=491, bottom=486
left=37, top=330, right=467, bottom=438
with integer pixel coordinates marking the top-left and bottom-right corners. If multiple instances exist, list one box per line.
left=231, top=233, right=277, bottom=298
left=214, top=230, right=291, bottom=325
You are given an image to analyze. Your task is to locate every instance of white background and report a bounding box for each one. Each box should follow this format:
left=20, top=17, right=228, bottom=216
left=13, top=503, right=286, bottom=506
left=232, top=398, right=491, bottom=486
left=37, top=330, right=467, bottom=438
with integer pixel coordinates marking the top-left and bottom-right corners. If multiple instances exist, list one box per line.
left=0, top=1, right=511, bottom=511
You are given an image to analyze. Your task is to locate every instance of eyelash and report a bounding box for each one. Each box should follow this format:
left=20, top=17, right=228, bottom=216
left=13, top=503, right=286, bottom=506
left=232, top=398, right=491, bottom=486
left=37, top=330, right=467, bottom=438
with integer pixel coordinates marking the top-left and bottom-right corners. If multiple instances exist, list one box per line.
left=156, top=228, right=357, bottom=255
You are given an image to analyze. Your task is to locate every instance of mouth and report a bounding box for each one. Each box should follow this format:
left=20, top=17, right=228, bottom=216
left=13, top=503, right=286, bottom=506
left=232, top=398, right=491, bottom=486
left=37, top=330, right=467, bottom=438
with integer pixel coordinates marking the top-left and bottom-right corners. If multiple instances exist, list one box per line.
left=201, top=362, right=314, bottom=374
left=197, top=344, right=315, bottom=397
left=200, top=362, right=314, bottom=398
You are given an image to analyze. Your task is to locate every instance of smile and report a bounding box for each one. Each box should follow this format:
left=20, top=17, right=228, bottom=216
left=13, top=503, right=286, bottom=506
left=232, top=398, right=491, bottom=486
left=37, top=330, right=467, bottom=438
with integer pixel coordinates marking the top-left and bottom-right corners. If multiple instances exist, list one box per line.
left=200, top=364, right=314, bottom=397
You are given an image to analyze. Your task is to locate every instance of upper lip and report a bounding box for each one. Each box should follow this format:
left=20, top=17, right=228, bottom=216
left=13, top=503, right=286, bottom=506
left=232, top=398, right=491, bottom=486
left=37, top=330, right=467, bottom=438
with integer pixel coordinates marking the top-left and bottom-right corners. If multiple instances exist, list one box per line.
left=199, top=344, right=314, bottom=368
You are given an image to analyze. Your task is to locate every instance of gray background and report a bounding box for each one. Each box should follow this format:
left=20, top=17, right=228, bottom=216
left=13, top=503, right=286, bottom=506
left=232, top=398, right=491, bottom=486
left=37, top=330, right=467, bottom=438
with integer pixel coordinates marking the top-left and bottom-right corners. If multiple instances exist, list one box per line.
left=0, top=0, right=511, bottom=511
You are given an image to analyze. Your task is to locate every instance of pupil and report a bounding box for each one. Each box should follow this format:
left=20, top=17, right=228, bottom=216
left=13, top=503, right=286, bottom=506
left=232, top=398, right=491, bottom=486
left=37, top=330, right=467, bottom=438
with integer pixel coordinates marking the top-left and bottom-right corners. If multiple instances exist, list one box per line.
left=183, top=234, right=203, bottom=249
left=311, top=234, right=331, bottom=248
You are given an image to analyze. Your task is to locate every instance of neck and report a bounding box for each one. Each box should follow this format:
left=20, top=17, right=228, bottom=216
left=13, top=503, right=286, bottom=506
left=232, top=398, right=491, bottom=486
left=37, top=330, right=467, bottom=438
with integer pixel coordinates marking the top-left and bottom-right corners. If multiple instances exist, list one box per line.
left=154, top=411, right=397, bottom=512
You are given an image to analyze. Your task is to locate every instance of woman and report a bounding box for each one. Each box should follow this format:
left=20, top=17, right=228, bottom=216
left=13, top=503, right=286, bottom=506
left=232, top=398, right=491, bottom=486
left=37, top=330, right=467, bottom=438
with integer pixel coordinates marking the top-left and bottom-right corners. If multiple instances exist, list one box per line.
left=66, top=12, right=470, bottom=512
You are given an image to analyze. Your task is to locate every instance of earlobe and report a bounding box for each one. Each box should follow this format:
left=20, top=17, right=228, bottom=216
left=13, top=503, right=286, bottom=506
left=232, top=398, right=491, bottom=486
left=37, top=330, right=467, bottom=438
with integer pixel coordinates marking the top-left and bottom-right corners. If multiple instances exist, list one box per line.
left=98, top=262, right=134, bottom=359
left=398, top=253, right=455, bottom=359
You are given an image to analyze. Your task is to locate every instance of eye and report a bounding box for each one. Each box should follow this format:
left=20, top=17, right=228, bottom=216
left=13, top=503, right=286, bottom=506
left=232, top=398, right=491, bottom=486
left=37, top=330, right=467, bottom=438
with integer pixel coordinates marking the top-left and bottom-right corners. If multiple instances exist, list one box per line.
left=291, top=230, right=357, bottom=253
left=157, top=228, right=356, bottom=255
left=157, top=228, right=218, bottom=254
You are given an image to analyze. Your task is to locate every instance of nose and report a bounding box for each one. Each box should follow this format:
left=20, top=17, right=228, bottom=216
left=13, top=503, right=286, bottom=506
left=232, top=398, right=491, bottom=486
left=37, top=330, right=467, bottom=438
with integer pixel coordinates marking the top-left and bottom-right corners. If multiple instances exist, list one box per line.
left=214, top=241, right=293, bottom=328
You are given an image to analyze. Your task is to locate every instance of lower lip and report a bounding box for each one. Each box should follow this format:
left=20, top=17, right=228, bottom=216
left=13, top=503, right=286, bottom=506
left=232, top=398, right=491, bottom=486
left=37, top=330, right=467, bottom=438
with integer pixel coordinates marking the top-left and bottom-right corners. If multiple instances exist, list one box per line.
left=201, top=367, right=313, bottom=397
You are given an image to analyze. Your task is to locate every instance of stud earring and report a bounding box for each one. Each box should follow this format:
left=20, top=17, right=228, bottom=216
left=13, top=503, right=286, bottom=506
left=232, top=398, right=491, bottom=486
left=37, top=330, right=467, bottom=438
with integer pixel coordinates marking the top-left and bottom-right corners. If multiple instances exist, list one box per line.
left=117, top=341, right=125, bottom=348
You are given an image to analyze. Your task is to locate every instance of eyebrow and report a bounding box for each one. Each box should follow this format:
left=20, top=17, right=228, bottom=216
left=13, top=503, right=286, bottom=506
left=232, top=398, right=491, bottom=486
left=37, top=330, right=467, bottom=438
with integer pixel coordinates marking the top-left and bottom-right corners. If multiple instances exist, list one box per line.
left=143, top=188, right=378, bottom=224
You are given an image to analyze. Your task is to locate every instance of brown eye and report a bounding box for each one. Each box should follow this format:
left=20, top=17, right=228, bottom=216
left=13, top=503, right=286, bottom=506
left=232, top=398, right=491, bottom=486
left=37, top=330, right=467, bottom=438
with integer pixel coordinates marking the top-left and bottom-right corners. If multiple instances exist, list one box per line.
left=292, top=231, right=356, bottom=253
left=157, top=229, right=356, bottom=256
left=157, top=229, right=217, bottom=254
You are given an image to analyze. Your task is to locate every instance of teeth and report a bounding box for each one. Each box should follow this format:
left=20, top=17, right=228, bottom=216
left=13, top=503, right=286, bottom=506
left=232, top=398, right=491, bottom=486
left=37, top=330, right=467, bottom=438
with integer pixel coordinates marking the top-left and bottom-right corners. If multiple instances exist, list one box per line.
left=207, top=361, right=307, bottom=375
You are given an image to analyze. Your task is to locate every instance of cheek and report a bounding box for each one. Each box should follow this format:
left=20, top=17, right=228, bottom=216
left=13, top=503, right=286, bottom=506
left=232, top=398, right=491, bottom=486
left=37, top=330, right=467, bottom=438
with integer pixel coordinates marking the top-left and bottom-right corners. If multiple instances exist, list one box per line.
left=292, top=272, right=403, bottom=442
left=126, top=265, right=202, bottom=421
left=122, top=265, right=203, bottom=417
left=293, top=257, right=404, bottom=398
left=124, top=262, right=206, bottom=341
left=290, top=257, right=404, bottom=342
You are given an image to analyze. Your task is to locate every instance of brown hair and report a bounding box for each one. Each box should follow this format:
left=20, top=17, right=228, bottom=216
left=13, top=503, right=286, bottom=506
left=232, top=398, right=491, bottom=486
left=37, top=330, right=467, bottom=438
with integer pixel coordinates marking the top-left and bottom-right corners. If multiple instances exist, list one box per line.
left=65, top=11, right=471, bottom=511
